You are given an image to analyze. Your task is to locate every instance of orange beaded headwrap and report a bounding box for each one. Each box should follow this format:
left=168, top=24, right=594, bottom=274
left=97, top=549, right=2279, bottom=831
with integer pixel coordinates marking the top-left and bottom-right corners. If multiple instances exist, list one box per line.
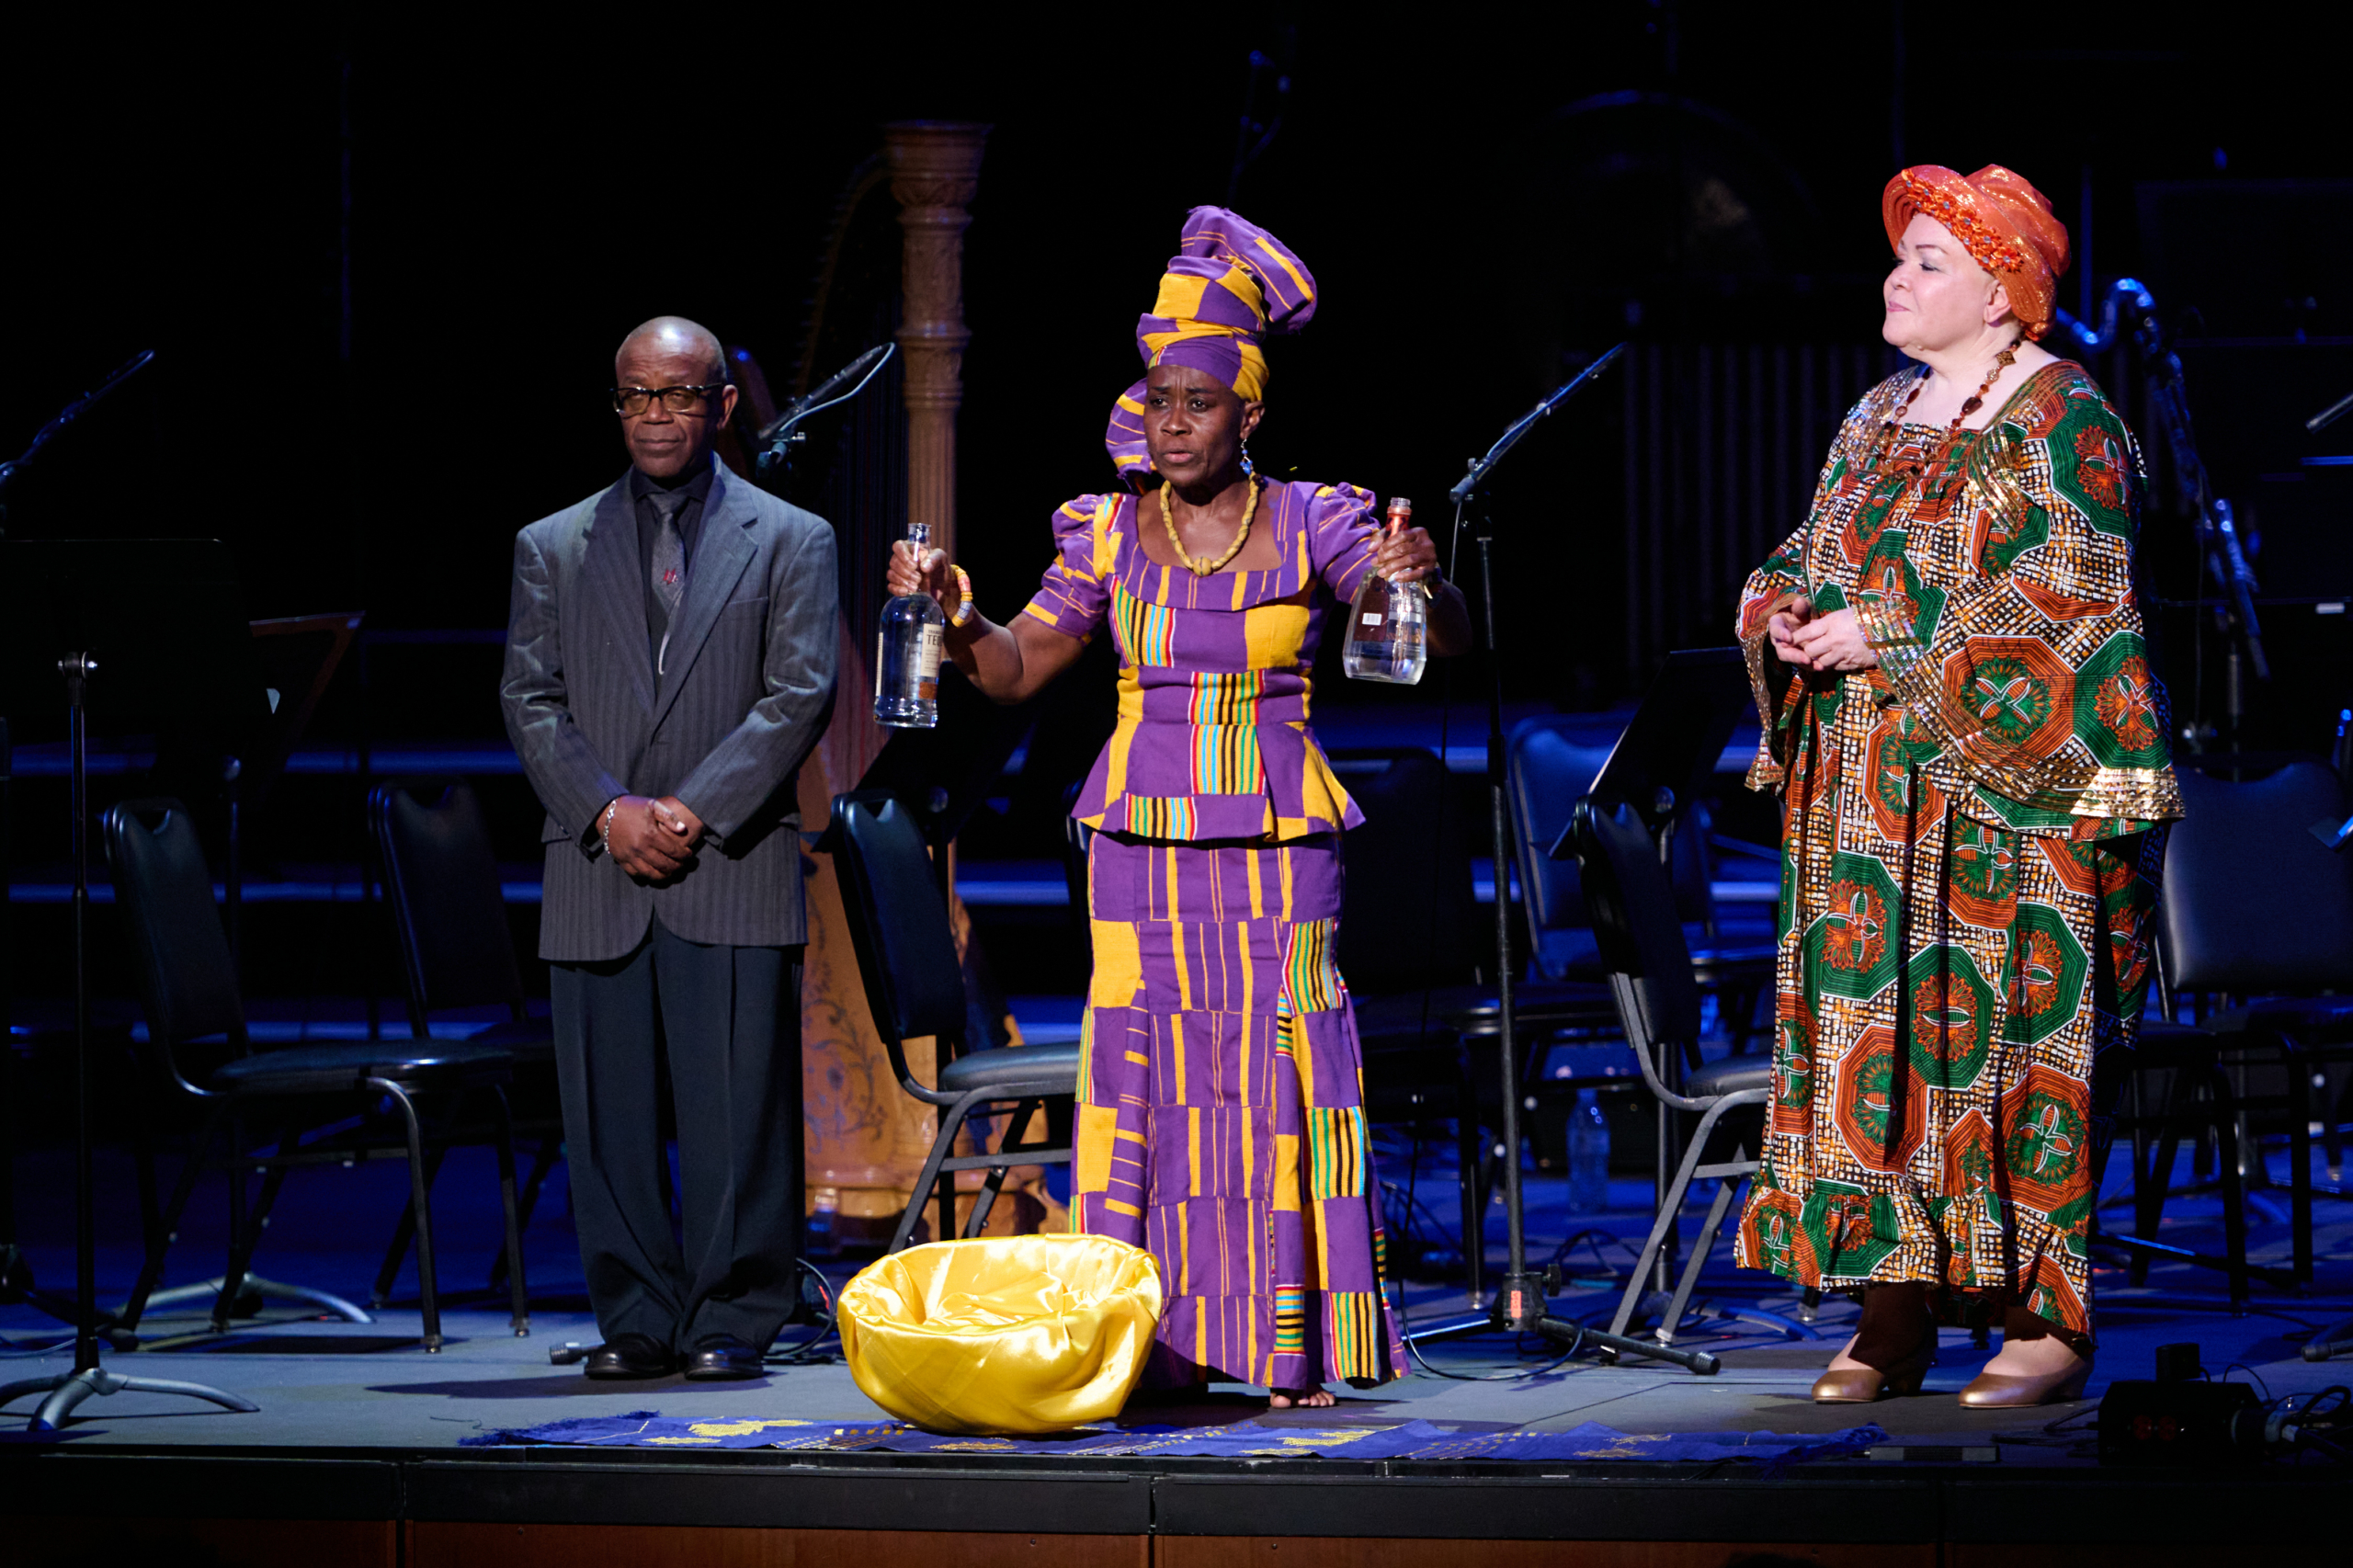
left=1882, top=165, right=2071, bottom=340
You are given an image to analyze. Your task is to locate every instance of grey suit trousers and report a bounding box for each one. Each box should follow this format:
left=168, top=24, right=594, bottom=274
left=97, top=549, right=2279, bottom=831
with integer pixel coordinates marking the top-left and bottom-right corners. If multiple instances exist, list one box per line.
left=551, top=918, right=805, bottom=1353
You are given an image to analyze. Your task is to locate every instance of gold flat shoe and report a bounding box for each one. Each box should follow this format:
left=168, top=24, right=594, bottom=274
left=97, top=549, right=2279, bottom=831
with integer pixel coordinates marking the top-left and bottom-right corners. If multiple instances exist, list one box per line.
left=1955, top=1356, right=2092, bottom=1409
left=1811, top=1338, right=1935, bottom=1403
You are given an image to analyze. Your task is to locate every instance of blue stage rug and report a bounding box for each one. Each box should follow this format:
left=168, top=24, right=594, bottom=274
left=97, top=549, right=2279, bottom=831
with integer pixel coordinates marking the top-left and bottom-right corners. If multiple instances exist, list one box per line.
left=461, top=1413, right=1884, bottom=1466
left=459, top=1413, right=909, bottom=1450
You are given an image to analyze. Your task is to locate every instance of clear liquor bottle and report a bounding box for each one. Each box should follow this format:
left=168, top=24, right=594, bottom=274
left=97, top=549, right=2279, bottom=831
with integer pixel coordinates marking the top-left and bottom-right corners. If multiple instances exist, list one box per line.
left=1342, top=496, right=1427, bottom=685
left=873, top=520, right=945, bottom=728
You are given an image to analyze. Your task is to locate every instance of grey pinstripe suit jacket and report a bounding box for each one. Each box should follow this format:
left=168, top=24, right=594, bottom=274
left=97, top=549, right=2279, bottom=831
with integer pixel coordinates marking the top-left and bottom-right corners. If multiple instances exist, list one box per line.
left=500, top=463, right=838, bottom=961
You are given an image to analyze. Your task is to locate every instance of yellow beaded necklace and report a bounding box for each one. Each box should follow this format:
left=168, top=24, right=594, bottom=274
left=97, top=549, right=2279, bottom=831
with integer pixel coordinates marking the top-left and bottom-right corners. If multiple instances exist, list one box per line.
left=1160, top=477, right=1259, bottom=576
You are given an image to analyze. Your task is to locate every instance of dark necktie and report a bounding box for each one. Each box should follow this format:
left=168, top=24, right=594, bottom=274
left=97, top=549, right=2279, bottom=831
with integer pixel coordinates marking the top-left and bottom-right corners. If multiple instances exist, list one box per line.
left=648, top=488, right=689, bottom=674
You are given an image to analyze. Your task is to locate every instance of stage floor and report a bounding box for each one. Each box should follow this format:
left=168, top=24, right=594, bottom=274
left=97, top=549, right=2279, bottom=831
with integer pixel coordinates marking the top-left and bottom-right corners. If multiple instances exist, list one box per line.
left=5, top=1138, right=2350, bottom=1558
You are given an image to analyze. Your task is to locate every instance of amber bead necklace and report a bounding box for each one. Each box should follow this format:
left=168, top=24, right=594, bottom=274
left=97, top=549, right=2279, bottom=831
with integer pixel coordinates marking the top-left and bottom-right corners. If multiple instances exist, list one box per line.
left=1161, top=474, right=1260, bottom=576
left=1876, top=333, right=2027, bottom=480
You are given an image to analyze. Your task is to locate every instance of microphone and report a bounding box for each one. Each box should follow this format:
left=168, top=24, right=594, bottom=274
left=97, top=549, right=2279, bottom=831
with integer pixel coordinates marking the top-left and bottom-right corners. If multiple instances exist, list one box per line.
left=760, top=344, right=892, bottom=442
left=0, top=349, right=156, bottom=495
left=2305, top=388, right=2353, bottom=434
left=1449, top=343, right=1627, bottom=505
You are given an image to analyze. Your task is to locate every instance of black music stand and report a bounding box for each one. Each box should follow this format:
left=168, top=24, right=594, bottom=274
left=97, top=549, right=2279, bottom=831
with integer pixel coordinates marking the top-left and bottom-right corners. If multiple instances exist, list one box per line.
left=0, top=540, right=260, bottom=1430
left=1552, top=648, right=1756, bottom=1312
left=1564, top=647, right=1754, bottom=845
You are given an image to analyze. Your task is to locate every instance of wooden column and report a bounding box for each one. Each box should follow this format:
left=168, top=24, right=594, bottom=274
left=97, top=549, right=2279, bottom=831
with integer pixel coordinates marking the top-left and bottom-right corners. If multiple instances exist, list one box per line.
left=801, top=122, right=1057, bottom=1248
left=884, top=121, right=987, bottom=562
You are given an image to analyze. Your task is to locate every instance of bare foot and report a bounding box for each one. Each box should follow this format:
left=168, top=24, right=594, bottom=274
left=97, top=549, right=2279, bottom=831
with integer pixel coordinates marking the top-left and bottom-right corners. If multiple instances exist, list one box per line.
left=1268, top=1386, right=1336, bottom=1409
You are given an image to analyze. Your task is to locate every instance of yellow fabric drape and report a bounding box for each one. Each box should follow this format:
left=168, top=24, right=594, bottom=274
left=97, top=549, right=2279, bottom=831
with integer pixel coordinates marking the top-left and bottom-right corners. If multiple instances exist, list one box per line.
left=837, top=1233, right=1163, bottom=1435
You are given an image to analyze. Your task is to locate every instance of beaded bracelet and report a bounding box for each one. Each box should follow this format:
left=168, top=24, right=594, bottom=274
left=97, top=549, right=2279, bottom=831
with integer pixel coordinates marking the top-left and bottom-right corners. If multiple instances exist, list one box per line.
left=949, top=564, right=977, bottom=628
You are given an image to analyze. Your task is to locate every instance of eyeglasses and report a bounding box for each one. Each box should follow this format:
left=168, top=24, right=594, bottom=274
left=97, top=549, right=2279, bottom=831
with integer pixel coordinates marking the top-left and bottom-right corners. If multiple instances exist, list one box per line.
left=612, top=383, right=727, bottom=416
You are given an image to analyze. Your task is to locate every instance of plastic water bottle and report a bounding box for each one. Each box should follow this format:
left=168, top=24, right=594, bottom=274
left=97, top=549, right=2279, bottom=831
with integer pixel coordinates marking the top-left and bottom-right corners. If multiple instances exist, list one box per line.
left=806, top=1187, right=840, bottom=1258
left=874, top=519, right=945, bottom=728
left=1568, top=1088, right=1609, bottom=1212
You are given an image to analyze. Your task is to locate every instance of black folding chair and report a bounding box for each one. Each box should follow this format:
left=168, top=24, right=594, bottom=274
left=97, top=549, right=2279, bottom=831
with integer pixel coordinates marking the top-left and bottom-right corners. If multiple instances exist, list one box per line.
left=105, top=799, right=529, bottom=1350
left=369, top=777, right=560, bottom=1299
left=820, top=791, right=1079, bottom=1253
left=1506, top=719, right=1774, bottom=1052
left=2118, top=760, right=2353, bottom=1297
left=1572, top=795, right=1773, bottom=1358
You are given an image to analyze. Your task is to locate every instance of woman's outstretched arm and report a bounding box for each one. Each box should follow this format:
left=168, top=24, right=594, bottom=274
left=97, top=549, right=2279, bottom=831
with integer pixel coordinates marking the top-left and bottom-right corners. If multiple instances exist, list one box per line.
left=886, top=542, right=1088, bottom=705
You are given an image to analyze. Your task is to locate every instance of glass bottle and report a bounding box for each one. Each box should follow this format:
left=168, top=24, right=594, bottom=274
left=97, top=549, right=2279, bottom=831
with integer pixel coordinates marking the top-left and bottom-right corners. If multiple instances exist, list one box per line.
left=1342, top=496, right=1427, bottom=685
left=874, top=520, right=945, bottom=728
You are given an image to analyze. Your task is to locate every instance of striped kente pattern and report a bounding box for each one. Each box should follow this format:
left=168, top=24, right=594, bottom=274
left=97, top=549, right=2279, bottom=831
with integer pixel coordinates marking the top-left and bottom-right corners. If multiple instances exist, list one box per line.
left=1273, top=1286, right=1307, bottom=1356
left=1112, top=578, right=1175, bottom=667
left=1021, top=481, right=1381, bottom=843
left=1283, top=918, right=1342, bottom=1012
left=1073, top=834, right=1404, bottom=1392
left=1305, top=1107, right=1368, bottom=1199
left=1187, top=670, right=1268, bottom=797
left=1120, top=797, right=1196, bottom=839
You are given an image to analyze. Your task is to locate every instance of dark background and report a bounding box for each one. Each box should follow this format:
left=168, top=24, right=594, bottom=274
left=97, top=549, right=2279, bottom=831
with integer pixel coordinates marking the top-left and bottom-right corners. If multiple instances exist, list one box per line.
left=5, top=5, right=2349, bottom=725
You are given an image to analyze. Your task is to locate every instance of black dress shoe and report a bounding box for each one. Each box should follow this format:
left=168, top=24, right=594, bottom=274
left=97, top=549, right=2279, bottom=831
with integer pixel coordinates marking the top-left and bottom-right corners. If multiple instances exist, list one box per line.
left=683, top=1333, right=765, bottom=1381
left=583, top=1332, right=678, bottom=1380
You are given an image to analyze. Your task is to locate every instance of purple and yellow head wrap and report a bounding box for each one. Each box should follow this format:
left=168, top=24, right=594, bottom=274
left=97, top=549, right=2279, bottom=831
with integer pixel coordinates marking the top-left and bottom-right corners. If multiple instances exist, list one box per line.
left=1106, top=206, right=1317, bottom=487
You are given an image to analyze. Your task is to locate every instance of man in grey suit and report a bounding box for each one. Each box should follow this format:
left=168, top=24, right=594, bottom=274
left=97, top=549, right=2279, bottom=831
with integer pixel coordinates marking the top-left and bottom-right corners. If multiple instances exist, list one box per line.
left=501, top=315, right=837, bottom=1381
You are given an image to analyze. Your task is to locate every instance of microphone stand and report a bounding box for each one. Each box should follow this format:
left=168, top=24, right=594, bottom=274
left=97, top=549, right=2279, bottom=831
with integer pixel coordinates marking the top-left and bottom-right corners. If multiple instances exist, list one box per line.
left=1404, top=346, right=1722, bottom=1375
left=0, top=652, right=255, bottom=1430
left=0, top=352, right=160, bottom=1356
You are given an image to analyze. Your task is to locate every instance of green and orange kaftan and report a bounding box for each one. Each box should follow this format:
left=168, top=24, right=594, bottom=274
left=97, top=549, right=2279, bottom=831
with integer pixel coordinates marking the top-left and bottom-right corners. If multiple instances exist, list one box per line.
left=1730, top=359, right=2185, bottom=1337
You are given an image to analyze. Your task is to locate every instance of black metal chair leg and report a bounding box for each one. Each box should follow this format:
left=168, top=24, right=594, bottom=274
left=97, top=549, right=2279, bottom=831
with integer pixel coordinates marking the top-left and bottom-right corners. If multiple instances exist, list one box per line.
left=891, top=1095, right=980, bottom=1255
left=2211, top=1067, right=2251, bottom=1312
left=965, top=1165, right=1012, bottom=1239
left=2135, top=1074, right=2188, bottom=1287
left=2323, top=1067, right=2347, bottom=1181
left=488, top=1137, right=560, bottom=1294
left=122, top=1110, right=220, bottom=1331
left=1608, top=1094, right=1751, bottom=1344
left=515, top=1138, right=559, bottom=1227
left=212, top=1128, right=298, bottom=1333
left=488, top=1085, right=530, bottom=1335
left=371, top=1142, right=448, bottom=1309
left=2128, top=1070, right=2150, bottom=1234
left=375, top=1081, right=444, bottom=1351
left=212, top=1168, right=289, bottom=1334
left=133, top=1131, right=163, bottom=1262
left=962, top=1098, right=1038, bottom=1239
left=223, top=1116, right=249, bottom=1284
left=2289, top=1040, right=2315, bottom=1282
left=936, top=1120, right=961, bottom=1248
left=1656, top=1155, right=1747, bottom=1346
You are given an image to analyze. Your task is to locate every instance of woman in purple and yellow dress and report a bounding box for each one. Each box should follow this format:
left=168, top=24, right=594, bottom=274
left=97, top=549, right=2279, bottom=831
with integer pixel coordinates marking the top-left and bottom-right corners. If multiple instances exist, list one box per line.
left=886, top=208, right=1471, bottom=1406
left=1732, top=166, right=2184, bottom=1407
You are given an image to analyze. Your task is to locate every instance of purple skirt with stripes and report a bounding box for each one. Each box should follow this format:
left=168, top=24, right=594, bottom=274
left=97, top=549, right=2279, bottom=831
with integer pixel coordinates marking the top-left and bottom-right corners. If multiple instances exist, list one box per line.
left=1071, top=831, right=1405, bottom=1392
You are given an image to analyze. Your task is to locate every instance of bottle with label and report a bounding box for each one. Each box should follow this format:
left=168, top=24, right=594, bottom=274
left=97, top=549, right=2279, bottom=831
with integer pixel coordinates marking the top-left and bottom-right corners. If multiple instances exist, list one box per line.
left=1568, top=1087, right=1610, bottom=1213
left=874, top=520, right=945, bottom=728
left=1342, top=496, right=1427, bottom=685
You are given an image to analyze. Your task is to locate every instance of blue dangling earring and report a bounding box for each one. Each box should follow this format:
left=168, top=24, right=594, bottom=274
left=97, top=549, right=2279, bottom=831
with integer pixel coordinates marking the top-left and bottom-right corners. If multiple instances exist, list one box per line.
left=1239, top=437, right=1256, bottom=479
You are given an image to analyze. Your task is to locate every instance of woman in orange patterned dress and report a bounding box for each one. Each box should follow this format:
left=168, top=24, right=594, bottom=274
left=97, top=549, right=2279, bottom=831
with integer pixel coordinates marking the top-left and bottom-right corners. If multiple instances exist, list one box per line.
left=1731, top=165, right=2184, bottom=1408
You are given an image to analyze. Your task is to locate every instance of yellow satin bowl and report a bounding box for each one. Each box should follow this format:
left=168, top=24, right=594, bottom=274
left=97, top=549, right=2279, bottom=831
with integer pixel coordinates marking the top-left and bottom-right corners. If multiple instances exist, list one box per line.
left=836, top=1233, right=1163, bottom=1436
